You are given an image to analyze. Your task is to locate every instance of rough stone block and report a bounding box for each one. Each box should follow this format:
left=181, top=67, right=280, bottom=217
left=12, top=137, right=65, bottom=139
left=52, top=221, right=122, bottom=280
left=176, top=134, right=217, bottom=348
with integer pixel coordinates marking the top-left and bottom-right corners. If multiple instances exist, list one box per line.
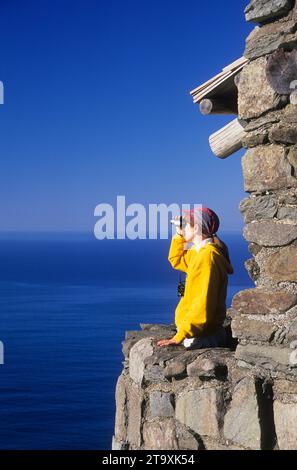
left=245, top=0, right=293, bottom=23
left=242, top=145, right=294, bottom=193
left=114, top=373, right=128, bottom=442
left=273, top=378, right=297, bottom=398
left=287, top=147, right=297, bottom=175
left=274, top=400, right=297, bottom=449
left=142, top=418, right=200, bottom=450
left=111, top=435, right=129, bottom=450
left=261, top=244, right=297, bottom=283
left=243, top=220, right=297, bottom=246
left=127, top=381, right=143, bottom=448
left=231, top=315, right=276, bottom=342
left=129, top=337, right=154, bottom=385
left=242, top=129, right=269, bottom=148
left=277, top=206, right=297, bottom=220
left=163, top=350, right=210, bottom=380
left=149, top=391, right=175, bottom=418
left=287, top=318, right=297, bottom=342
left=243, top=109, right=282, bottom=132
left=245, top=257, right=260, bottom=282
left=244, top=5, right=297, bottom=58
left=238, top=57, right=286, bottom=119
left=232, top=288, right=297, bottom=315
left=176, top=386, right=223, bottom=438
left=223, top=377, right=261, bottom=449
left=186, top=350, right=231, bottom=380
left=235, top=343, right=294, bottom=369
left=202, top=437, right=245, bottom=450
left=239, top=195, right=277, bottom=223
left=269, top=125, right=297, bottom=144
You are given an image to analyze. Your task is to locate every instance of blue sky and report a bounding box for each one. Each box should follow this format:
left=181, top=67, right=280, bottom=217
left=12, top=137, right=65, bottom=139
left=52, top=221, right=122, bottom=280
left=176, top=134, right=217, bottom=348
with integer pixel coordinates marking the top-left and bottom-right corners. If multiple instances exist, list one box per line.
left=0, top=0, right=253, bottom=233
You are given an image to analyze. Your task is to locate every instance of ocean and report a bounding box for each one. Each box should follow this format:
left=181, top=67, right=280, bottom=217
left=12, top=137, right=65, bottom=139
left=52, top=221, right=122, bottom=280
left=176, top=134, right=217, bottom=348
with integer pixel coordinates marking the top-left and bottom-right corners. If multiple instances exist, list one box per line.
left=0, top=232, right=253, bottom=449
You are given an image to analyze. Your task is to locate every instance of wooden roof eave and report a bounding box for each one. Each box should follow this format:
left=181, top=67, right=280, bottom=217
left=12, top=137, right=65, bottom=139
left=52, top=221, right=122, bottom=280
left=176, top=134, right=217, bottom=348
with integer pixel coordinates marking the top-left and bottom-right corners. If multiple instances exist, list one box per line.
left=190, top=56, right=249, bottom=158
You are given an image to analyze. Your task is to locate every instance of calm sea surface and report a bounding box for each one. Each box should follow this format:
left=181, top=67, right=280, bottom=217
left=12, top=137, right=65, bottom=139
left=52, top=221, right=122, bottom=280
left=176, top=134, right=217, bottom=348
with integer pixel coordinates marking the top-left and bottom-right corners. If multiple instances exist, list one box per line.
left=0, top=232, right=253, bottom=449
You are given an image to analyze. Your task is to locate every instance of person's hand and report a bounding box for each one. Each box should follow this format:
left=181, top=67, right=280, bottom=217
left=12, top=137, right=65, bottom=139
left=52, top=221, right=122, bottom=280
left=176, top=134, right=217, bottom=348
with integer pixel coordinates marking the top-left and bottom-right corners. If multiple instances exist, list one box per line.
left=171, top=215, right=183, bottom=236
left=157, top=337, right=179, bottom=347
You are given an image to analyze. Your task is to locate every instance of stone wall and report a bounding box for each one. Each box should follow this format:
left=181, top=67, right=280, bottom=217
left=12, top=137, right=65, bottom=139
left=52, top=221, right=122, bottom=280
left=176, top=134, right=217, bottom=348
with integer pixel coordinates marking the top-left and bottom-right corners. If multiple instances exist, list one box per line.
left=112, top=324, right=267, bottom=450
left=112, top=0, right=297, bottom=451
left=234, top=0, right=297, bottom=387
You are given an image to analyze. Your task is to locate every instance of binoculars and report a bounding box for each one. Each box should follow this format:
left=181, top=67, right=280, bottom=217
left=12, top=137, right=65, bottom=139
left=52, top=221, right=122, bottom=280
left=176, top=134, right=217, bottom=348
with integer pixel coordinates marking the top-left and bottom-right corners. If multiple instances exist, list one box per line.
left=171, top=215, right=187, bottom=229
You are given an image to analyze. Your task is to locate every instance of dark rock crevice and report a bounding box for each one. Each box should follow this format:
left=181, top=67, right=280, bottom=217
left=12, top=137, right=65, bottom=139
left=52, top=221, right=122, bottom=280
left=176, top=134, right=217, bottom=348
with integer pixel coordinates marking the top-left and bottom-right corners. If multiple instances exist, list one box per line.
left=255, top=378, right=277, bottom=450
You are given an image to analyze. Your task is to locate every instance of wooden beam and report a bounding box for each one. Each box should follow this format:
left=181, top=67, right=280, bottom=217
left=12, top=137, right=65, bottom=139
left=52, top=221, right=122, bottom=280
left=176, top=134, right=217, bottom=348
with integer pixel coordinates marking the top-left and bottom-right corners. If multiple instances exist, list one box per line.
left=209, top=118, right=246, bottom=159
left=199, top=97, right=238, bottom=115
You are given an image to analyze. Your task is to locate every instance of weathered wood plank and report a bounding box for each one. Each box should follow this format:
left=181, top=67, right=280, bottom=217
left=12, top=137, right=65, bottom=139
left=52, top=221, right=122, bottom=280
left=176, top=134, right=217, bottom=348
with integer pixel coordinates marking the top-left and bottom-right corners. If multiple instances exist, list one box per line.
left=209, top=119, right=245, bottom=159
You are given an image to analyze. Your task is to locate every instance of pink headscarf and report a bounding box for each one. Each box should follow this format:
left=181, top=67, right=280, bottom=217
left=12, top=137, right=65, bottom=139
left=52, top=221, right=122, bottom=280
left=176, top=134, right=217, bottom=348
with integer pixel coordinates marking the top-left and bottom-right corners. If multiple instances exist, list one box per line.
left=182, top=206, right=220, bottom=240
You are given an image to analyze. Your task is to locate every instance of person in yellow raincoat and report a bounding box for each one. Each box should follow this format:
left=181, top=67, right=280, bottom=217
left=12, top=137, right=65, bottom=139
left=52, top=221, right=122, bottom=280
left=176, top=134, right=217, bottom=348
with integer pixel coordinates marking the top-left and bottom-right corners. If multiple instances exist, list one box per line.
left=157, top=206, right=234, bottom=349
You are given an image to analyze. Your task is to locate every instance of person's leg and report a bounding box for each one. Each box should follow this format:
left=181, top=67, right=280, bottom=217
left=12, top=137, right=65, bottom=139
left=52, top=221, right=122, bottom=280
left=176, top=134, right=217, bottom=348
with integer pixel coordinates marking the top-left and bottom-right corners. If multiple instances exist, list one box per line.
left=213, top=327, right=227, bottom=347
left=183, top=337, right=197, bottom=348
left=183, top=327, right=226, bottom=350
left=183, top=336, right=207, bottom=350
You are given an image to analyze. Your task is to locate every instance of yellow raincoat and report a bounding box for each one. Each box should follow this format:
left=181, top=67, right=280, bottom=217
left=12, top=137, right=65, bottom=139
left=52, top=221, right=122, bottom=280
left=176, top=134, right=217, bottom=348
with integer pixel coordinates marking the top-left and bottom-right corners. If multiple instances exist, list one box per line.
left=168, top=233, right=233, bottom=343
